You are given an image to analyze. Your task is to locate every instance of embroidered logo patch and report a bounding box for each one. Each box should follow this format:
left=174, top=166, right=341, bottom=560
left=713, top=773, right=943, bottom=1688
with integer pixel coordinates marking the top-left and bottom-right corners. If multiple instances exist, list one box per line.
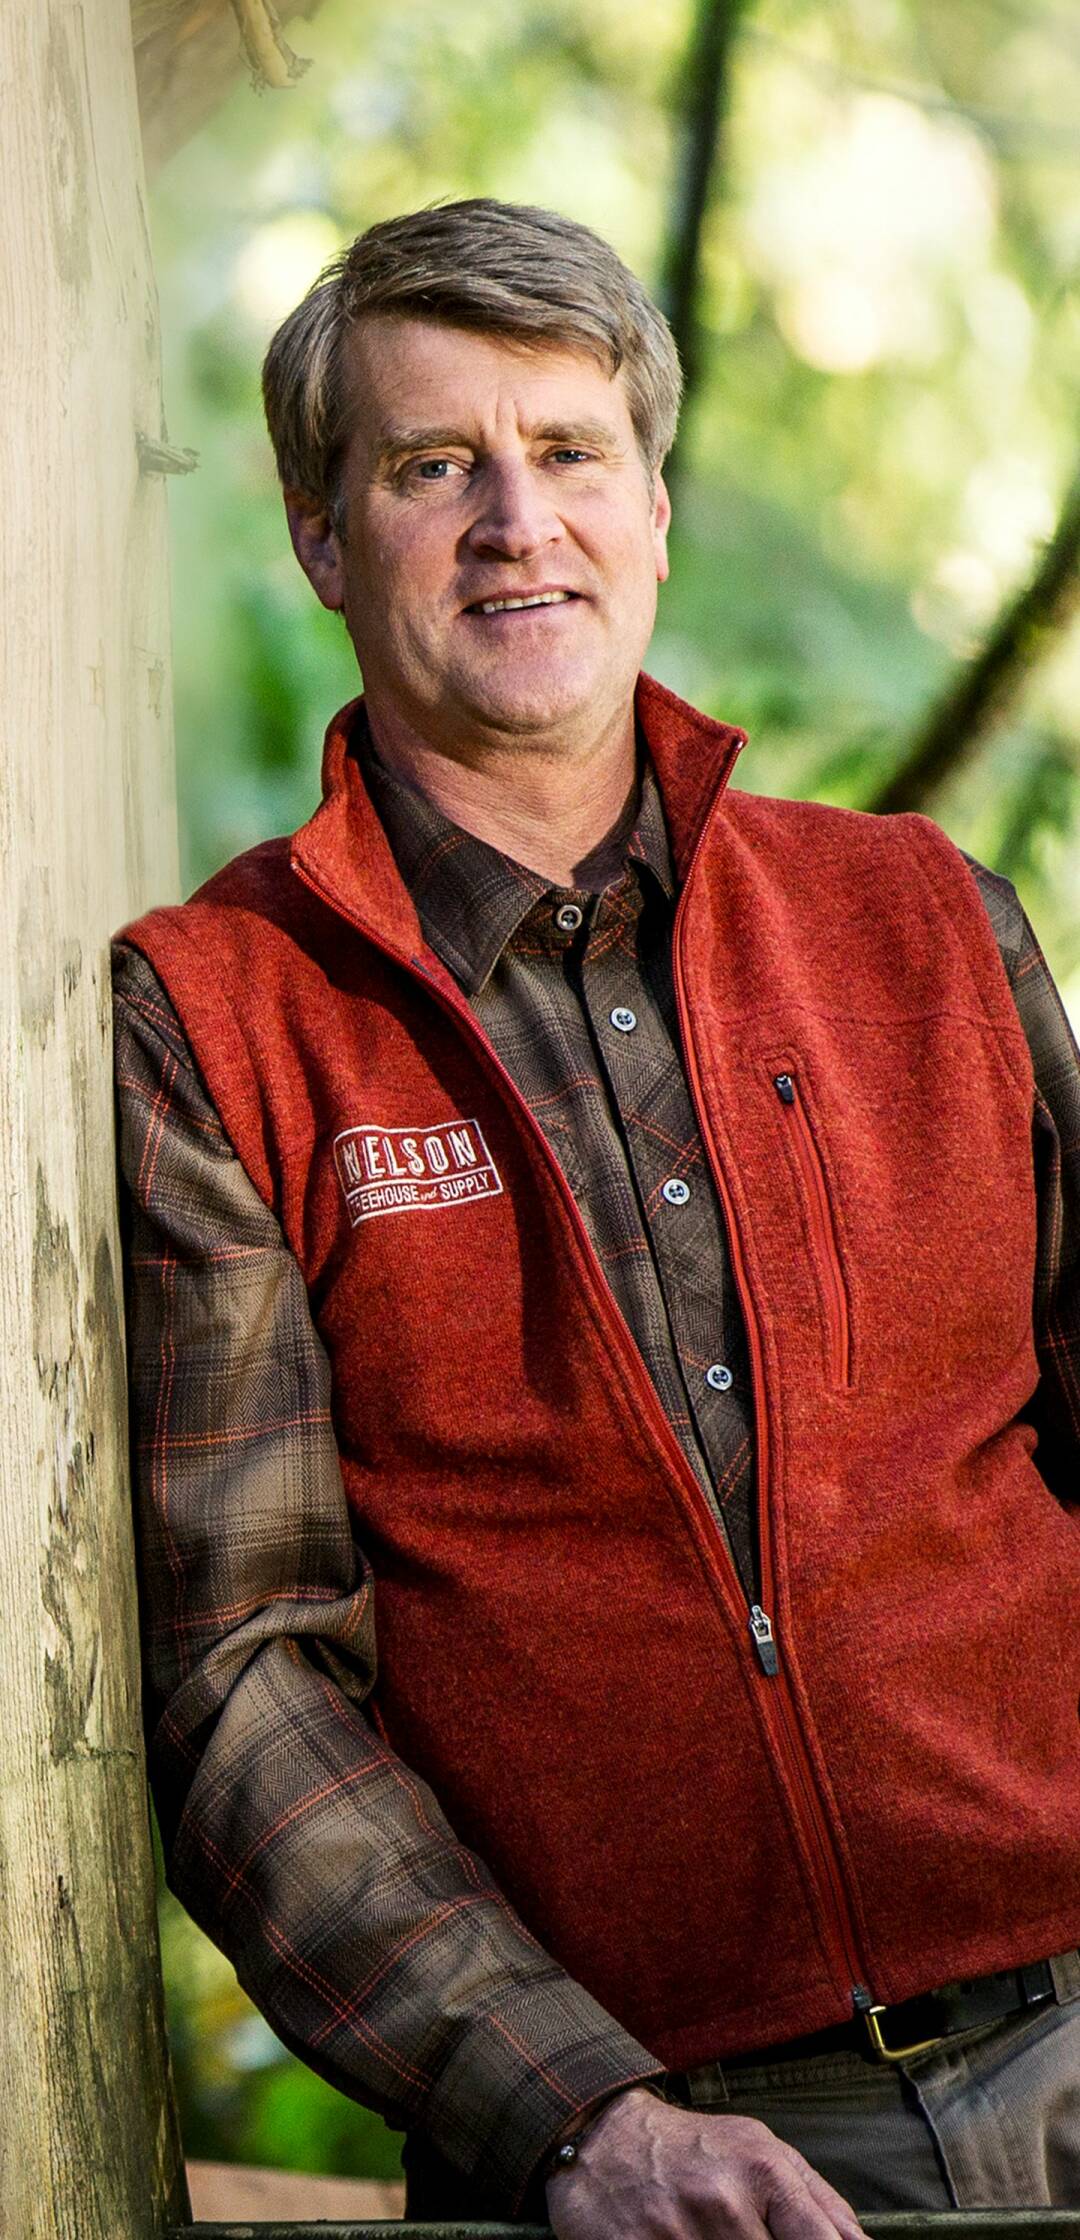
left=333, top=1119, right=504, bottom=1227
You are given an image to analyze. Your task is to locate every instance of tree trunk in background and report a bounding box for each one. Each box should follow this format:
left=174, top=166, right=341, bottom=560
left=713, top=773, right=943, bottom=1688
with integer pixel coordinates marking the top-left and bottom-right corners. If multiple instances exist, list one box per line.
left=659, top=0, right=749, bottom=494
left=869, top=455, right=1080, bottom=817
left=0, top=2, right=187, bottom=2233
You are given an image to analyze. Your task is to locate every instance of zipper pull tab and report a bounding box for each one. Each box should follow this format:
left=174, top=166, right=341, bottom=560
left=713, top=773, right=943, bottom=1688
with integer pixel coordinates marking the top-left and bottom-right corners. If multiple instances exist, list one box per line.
left=749, top=1604, right=779, bottom=1675
left=774, top=1072, right=795, bottom=1105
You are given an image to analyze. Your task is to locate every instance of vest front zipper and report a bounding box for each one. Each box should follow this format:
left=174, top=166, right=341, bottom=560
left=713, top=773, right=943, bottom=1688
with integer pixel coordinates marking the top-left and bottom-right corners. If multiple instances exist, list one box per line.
left=294, top=851, right=872, bottom=2015
left=670, top=856, right=871, bottom=2013
left=773, top=1071, right=853, bottom=1390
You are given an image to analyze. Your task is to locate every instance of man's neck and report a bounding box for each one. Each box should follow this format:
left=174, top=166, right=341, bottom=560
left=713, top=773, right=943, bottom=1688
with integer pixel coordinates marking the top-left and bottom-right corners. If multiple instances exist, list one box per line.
left=362, top=699, right=640, bottom=889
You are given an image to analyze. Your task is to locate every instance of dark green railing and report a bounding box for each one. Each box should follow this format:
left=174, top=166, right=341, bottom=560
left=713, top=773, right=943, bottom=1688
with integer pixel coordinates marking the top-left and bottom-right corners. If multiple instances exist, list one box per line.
left=177, top=2228, right=545, bottom=2239
left=176, top=2217, right=1080, bottom=2239
left=176, top=2228, right=548, bottom=2238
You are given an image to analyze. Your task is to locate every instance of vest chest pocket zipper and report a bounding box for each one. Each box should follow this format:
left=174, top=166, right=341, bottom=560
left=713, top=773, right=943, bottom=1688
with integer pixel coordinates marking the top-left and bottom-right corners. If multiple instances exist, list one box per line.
left=773, top=1071, right=853, bottom=1390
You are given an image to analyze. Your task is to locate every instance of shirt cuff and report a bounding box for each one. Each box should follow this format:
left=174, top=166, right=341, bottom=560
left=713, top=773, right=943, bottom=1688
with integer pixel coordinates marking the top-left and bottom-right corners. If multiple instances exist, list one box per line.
left=422, top=1980, right=664, bottom=2212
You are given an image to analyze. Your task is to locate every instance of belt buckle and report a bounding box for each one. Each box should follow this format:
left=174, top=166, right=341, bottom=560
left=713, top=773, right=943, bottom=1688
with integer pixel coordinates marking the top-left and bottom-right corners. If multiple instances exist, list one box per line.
left=862, top=2003, right=945, bottom=2065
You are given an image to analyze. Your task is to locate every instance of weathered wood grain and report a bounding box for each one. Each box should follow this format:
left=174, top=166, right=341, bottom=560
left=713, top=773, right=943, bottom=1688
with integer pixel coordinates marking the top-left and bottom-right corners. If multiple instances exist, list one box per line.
left=0, top=1, right=187, bottom=2233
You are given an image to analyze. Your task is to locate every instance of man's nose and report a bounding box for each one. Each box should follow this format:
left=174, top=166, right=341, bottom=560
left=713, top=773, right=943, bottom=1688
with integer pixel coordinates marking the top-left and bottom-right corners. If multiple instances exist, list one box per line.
left=465, top=458, right=563, bottom=559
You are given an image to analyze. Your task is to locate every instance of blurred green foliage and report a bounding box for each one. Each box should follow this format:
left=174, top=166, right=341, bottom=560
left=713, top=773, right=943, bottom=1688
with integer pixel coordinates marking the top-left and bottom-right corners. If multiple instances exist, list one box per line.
left=157, top=1839, right=405, bottom=2181
left=149, top=0, right=1080, bottom=2182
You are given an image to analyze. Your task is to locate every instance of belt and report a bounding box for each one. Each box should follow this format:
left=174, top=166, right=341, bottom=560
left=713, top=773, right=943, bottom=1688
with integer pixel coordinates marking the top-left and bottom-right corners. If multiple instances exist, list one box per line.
left=668, top=1950, right=1080, bottom=2085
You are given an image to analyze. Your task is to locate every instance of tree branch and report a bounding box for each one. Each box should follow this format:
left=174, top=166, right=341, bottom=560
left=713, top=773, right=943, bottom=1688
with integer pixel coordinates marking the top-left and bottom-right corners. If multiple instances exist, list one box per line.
left=658, top=0, right=749, bottom=490
left=868, top=456, right=1080, bottom=817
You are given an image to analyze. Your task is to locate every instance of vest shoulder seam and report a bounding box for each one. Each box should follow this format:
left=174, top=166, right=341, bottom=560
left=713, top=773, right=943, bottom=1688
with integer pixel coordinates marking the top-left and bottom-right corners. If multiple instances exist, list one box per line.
left=900, top=816, right=1033, bottom=1097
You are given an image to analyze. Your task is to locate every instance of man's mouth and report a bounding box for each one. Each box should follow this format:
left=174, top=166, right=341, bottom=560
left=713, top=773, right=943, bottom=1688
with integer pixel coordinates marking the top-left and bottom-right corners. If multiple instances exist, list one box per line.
left=466, top=590, right=579, bottom=615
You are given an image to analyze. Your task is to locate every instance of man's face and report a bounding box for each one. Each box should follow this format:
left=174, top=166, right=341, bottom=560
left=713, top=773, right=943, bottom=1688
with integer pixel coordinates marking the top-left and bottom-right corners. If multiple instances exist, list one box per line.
left=289, top=316, right=671, bottom=756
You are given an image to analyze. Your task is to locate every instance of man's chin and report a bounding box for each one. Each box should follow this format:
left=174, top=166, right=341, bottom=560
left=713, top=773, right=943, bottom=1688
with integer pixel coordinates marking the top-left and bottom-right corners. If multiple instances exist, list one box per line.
left=450, top=665, right=618, bottom=744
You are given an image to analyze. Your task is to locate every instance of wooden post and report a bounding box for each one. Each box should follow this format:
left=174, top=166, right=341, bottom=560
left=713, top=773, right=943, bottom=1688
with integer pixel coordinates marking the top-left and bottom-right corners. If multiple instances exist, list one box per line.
left=0, top=1, right=188, bottom=2232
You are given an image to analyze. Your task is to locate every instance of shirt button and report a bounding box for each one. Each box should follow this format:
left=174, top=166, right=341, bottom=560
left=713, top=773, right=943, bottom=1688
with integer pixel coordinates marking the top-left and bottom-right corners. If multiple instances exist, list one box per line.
left=705, top=1362, right=733, bottom=1392
left=554, top=903, right=583, bottom=934
left=662, top=1177, right=691, bottom=1205
left=610, top=1006, right=637, bottom=1033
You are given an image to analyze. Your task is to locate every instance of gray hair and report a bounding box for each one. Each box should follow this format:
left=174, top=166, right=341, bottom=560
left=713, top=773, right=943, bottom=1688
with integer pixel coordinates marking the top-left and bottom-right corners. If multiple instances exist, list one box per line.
left=262, top=198, right=682, bottom=528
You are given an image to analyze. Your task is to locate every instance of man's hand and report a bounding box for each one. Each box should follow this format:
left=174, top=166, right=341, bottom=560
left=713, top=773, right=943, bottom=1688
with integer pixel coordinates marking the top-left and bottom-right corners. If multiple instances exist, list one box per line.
left=546, top=2085, right=867, bottom=2240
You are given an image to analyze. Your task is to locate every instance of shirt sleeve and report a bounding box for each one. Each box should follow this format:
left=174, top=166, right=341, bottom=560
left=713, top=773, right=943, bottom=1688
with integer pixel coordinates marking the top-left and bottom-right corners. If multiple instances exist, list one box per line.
left=964, top=861, right=1080, bottom=1506
left=111, top=939, right=661, bottom=2213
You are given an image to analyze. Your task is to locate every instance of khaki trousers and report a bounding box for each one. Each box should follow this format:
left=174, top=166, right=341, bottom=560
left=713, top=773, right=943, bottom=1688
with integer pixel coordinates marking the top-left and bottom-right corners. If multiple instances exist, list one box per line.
left=403, top=1984, right=1080, bottom=2221
left=681, top=1992, right=1080, bottom=2209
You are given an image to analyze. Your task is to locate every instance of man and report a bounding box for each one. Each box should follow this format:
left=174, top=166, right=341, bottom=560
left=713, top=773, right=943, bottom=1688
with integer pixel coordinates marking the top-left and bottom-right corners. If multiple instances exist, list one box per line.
left=113, top=199, right=1080, bottom=2235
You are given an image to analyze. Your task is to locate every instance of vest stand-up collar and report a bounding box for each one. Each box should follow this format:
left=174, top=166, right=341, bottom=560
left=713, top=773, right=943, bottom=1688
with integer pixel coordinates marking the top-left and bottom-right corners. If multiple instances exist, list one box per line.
left=289, top=672, right=747, bottom=958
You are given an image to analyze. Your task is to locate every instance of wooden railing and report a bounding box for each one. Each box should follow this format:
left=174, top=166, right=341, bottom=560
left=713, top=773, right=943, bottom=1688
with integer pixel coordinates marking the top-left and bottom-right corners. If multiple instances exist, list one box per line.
left=178, top=2228, right=549, bottom=2238
left=176, top=2218, right=1080, bottom=2239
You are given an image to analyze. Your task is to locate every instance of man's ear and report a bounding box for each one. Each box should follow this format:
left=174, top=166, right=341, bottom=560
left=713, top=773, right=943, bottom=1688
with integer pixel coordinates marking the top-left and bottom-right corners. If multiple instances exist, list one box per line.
left=283, top=490, right=346, bottom=612
left=652, top=472, right=672, bottom=585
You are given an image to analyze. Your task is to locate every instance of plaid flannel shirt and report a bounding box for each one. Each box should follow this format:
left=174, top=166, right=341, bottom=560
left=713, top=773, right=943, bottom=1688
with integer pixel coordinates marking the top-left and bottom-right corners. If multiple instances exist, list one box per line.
left=112, top=752, right=1080, bottom=2210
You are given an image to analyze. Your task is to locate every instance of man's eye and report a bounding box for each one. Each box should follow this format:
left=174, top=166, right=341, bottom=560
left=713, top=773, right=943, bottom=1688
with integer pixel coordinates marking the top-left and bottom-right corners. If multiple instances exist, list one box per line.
left=413, top=458, right=460, bottom=482
left=549, top=448, right=591, bottom=465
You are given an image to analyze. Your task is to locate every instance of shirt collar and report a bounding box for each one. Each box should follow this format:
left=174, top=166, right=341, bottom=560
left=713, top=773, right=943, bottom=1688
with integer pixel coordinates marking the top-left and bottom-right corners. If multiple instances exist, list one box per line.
left=358, top=716, right=677, bottom=997
left=290, top=677, right=745, bottom=974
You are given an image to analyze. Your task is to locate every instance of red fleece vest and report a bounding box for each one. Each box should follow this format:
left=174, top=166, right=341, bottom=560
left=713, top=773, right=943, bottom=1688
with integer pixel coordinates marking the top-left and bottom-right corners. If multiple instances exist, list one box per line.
left=124, top=674, right=1080, bottom=2067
